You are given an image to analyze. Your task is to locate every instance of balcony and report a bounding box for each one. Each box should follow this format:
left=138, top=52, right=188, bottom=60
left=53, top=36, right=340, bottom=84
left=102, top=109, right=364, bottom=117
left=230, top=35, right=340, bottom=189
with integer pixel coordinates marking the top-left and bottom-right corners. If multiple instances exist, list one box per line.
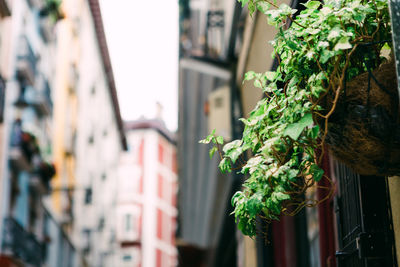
left=32, top=161, right=56, bottom=193
left=9, top=130, right=35, bottom=172
left=2, top=217, right=44, bottom=267
left=16, top=37, right=37, bottom=86
left=9, top=124, right=40, bottom=172
left=25, top=79, right=53, bottom=117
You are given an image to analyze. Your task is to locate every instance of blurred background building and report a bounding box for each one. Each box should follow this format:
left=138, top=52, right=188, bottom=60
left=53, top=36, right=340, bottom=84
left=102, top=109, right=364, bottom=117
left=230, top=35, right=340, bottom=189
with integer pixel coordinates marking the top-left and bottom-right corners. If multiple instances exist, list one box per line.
left=0, top=0, right=399, bottom=267
left=0, top=1, right=179, bottom=266
left=117, top=118, right=177, bottom=267
left=52, top=0, right=128, bottom=266
left=0, top=0, right=65, bottom=265
left=177, top=0, right=246, bottom=266
left=0, top=0, right=129, bottom=266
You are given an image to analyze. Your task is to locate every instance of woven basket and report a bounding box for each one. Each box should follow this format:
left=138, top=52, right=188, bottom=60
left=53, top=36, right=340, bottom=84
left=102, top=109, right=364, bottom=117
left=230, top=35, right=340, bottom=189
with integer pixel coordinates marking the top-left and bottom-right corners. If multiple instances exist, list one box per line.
left=324, top=59, right=400, bottom=176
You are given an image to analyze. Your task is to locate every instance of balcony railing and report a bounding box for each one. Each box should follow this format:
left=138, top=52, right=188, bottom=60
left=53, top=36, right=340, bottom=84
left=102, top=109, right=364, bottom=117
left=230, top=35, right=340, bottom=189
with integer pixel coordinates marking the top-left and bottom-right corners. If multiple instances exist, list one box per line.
left=9, top=123, right=37, bottom=172
left=2, top=217, right=44, bottom=266
left=16, top=37, right=37, bottom=86
left=25, top=79, right=53, bottom=116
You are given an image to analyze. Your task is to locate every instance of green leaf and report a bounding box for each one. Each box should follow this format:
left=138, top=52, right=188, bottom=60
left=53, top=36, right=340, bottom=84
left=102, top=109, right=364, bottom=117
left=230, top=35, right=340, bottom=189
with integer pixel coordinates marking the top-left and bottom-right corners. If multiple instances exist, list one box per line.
left=265, top=71, right=277, bottom=81
left=309, top=164, right=324, bottom=182
left=284, top=113, right=314, bottom=140
left=216, top=136, right=224, bottom=145
left=218, top=158, right=232, bottom=173
left=320, top=50, right=335, bottom=64
left=254, top=79, right=262, bottom=88
left=266, top=198, right=281, bottom=214
left=306, top=28, right=320, bottom=35
left=302, top=1, right=321, bottom=10
left=288, top=169, right=299, bottom=179
left=320, top=6, right=332, bottom=15
left=286, top=40, right=299, bottom=50
left=310, top=125, right=320, bottom=139
left=247, top=193, right=263, bottom=216
left=239, top=0, right=249, bottom=8
left=226, top=149, right=242, bottom=164
left=223, top=140, right=242, bottom=153
left=256, top=1, right=270, bottom=14
left=272, top=192, right=290, bottom=201
left=209, top=146, right=218, bottom=159
left=231, top=191, right=242, bottom=206
left=244, top=71, right=256, bottom=81
left=327, top=28, right=341, bottom=40
left=334, top=37, right=352, bottom=51
left=248, top=1, right=256, bottom=16
left=199, top=133, right=214, bottom=144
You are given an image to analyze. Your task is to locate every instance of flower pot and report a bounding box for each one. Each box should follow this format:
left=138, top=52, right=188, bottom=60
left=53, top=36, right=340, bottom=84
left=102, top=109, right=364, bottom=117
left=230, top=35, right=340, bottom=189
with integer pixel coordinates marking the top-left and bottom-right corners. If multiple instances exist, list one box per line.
left=325, top=60, right=400, bottom=176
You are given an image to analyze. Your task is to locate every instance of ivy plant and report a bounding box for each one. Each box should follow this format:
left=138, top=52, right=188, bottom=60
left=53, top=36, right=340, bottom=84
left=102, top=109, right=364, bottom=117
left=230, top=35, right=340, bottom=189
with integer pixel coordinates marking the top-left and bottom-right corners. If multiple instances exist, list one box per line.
left=200, top=0, right=392, bottom=237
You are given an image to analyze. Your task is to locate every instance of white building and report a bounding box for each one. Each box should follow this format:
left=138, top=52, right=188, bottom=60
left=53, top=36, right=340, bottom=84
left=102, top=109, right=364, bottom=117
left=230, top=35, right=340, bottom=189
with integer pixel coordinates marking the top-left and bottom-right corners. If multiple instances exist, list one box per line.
left=117, top=119, right=178, bottom=267
left=71, top=0, right=127, bottom=266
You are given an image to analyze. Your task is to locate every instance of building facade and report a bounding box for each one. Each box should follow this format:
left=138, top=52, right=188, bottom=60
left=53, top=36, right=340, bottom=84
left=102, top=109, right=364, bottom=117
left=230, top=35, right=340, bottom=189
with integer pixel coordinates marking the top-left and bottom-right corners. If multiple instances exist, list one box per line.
left=117, top=119, right=178, bottom=267
left=0, top=0, right=127, bottom=266
left=177, top=0, right=246, bottom=266
left=58, top=0, right=127, bottom=266
left=0, top=0, right=68, bottom=266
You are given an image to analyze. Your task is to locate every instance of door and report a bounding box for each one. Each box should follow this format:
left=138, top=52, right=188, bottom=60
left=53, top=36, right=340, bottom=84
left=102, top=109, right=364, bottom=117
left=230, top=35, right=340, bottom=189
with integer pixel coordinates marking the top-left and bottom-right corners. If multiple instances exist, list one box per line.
left=334, top=162, right=397, bottom=267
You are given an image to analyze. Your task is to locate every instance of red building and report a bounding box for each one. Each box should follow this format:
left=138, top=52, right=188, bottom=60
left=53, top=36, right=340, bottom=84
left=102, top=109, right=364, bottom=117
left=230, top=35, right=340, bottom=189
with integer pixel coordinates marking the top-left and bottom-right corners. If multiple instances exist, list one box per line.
left=117, top=119, right=178, bottom=267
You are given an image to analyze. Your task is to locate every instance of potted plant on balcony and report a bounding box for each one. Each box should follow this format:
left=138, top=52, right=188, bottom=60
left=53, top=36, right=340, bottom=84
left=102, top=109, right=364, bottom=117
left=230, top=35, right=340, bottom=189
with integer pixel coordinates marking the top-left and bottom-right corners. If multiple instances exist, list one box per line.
left=39, top=0, right=64, bottom=22
left=20, top=132, right=40, bottom=163
left=201, top=0, right=399, bottom=236
left=36, top=161, right=56, bottom=190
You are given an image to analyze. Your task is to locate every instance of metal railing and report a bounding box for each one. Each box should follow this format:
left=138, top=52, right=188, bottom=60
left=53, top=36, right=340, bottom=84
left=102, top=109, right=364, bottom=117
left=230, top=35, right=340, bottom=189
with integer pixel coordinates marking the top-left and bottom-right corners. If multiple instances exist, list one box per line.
left=2, top=217, right=43, bottom=266
left=16, top=36, right=37, bottom=86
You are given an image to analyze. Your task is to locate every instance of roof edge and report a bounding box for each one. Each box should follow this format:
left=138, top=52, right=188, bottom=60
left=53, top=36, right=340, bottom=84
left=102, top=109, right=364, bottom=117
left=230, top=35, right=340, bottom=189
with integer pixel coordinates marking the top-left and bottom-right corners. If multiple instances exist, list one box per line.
left=87, top=0, right=127, bottom=150
left=124, top=119, right=176, bottom=144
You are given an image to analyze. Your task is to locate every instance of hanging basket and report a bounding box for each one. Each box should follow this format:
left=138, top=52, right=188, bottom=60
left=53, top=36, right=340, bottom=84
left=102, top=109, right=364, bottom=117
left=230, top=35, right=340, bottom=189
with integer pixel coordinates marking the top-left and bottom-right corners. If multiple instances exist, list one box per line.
left=325, top=58, right=400, bottom=176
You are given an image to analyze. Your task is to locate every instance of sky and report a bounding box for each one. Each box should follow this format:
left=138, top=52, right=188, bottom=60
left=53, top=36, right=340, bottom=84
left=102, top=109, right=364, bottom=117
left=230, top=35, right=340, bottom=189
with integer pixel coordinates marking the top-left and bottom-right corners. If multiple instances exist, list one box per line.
left=99, top=0, right=179, bottom=131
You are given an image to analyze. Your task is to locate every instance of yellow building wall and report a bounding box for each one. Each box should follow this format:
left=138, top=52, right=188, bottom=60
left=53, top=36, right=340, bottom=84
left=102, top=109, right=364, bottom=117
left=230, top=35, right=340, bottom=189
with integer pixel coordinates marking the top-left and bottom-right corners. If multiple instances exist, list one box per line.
left=237, top=0, right=291, bottom=117
left=51, top=2, right=79, bottom=215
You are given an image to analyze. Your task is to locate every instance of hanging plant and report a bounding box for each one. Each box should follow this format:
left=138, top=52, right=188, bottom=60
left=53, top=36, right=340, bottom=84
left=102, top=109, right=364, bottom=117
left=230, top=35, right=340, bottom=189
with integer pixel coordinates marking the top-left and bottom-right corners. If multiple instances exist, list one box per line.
left=39, top=0, right=64, bottom=23
left=200, top=0, right=398, bottom=237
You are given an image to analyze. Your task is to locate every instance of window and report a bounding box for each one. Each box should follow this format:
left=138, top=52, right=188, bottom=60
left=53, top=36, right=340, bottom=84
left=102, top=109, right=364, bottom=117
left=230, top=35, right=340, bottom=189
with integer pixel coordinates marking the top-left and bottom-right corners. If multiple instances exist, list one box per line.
left=158, top=174, right=163, bottom=199
left=156, top=249, right=162, bottom=267
left=157, top=209, right=162, bottom=240
left=122, top=254, right=132, bottom=262
left=84, top=188, right=92, bottom=204
left=172, top=152, right=177, bottom=173
left=158, top=143, right=164, bottom=164
left=82, top=229, right=91, bottom=254
left=125, top=214, right=132, bottom=232
left=88, top=134, right=94, bottom=145
left=98, top=217, right=105, bottom=231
